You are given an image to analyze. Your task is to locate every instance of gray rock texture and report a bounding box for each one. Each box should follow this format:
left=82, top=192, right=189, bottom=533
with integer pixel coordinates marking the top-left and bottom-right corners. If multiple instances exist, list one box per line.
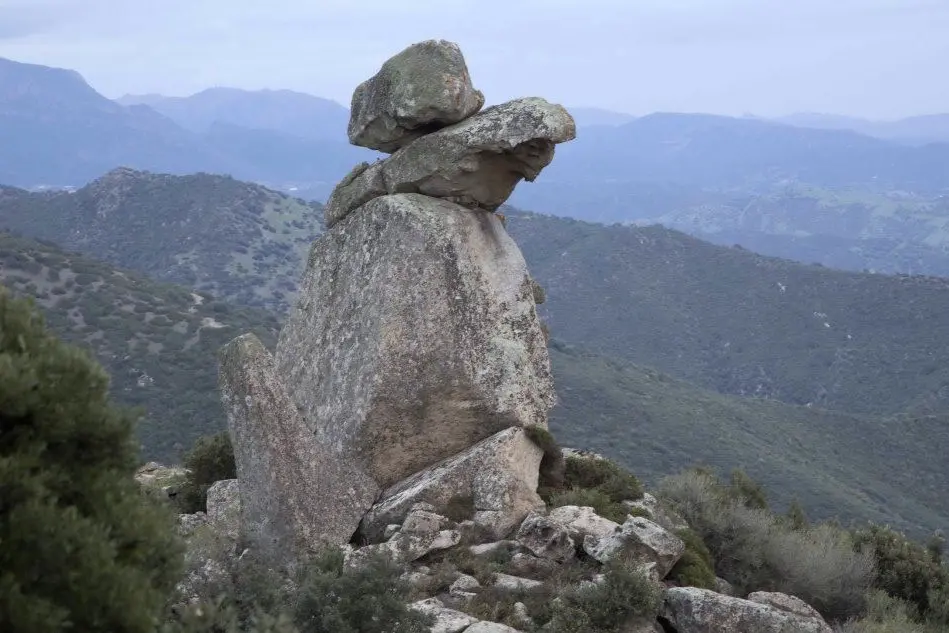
left=218, top=333, right=380, bottom=563
left=348, top=39, right=484, bottom=153
left=277, top=194, right=554, bottom=488
left=326, top=97, right=576, bottom=227
left=660, top=588, right=833, bottom=633
left=360, top=427, right=545, bottom=542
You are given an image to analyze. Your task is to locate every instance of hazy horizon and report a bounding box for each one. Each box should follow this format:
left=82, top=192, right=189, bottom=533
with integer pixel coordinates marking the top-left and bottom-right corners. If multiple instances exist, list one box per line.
left=1, top=0, right=948, bottom=120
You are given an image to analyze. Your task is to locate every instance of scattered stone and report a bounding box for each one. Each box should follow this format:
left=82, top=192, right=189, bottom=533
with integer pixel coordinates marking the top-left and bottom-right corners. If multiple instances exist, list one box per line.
left=410, top=597, right=478, bottom=633
left=547, top=505, right=621, bottom=543
left=506, top=552, right=559, bottom=578
left=660, top=587, right=833, bottom=633
left=469, top=541, right=517, bottom=557
left=177, top=512, right=208, bottom=537
left=465, top=620, right=525, bottom=633
left=516, top=512, right=576, bottom=562
left=384, top=524, right=402, bottom=540
left=219, top=334, right=380, bottom=565
left=348, top=39, right=484, bottom=153
left=326, top=97, right=576, bottom=225
left=714, top=576, right=735, bottom=596
left=402, top=508, right=449, bottom=535
left=584, top=515, right=685, bottom=578
left=450, top=574, right=481, bottom=595
left=278, top=194, right=554, bottom=489
left=493, top=573, right=544, bottom=592
left=512, top=602, right=534, bottom=630
left=360, top=426, right=545, bottom=542
left=624, top=493, right=689, bottom=532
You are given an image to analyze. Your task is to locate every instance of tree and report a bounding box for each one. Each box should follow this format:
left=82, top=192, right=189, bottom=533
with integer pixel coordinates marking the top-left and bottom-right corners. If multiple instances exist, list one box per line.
left=0, top=291, right=183, bottom=632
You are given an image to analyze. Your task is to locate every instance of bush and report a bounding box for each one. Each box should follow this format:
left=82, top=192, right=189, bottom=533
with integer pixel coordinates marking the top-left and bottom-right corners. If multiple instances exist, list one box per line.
left=659, top=468, right=873, bottom=622
left=176, top=431, right=236, bottom=513
left=0, top=291, right=184, bottom=632
left=667, top=528, right=716, bottom=589
left=851, top=524, right=949, bottom=626
left=835, top=591, right=937, bottom=633
left=525, top=425, right=566, bottom=492
left=542, top=454, right=644, bottom=523
left=291, top=548, right=432, bottom=633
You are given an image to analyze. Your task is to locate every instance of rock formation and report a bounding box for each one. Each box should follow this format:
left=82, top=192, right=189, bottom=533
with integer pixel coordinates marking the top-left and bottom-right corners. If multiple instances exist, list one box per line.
left=216, top=38, right=572, bottom=557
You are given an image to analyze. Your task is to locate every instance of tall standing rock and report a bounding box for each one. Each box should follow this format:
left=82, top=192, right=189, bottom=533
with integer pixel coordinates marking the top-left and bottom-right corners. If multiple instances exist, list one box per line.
left=276, top=193, right=554, bottom=488
left=348, top=39, right=485, bottom=153
left=219, top=334, right=380, bottom=563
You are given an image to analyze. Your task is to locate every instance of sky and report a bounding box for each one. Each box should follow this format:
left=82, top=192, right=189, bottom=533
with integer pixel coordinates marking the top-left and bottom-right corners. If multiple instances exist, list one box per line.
left=1, top=0, right=947, bottom=120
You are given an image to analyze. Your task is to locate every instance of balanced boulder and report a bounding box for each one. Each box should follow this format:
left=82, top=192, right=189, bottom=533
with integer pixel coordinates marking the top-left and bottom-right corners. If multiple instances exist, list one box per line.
left=326, top=97, right=576, bottom=227
left=348, top=39, right=484, bottom=153
left=276, top=193, right=554, bottom=488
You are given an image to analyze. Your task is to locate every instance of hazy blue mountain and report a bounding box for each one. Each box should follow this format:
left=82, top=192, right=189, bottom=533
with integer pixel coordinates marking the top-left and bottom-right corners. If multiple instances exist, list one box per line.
left=567, top=106, right=636, bottom=127
left=118, top=87, right=351, bottom=141
left=776, top=112, right=949, bottom=145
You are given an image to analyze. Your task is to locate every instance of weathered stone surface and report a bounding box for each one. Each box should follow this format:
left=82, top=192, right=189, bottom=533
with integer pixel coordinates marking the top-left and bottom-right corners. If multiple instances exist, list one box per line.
left=747, top=592, right=828, bottom=624
left=584, top=515, right=685, bottom=578
left=326, top=98, right=576, bottom=226
left=205, top=479, right=241, bottom=541
left=277, top=194, right=554, bottom=488
left=361, top=427, right=544, bottom=542
left=660, top=588, right=833, bottom=633
left=547, top=505, right=621, bottom=544
left=624, top=492, right=689, bottom=532
left=493, top=573, right=543, bottom=591
left=324, top=160, right=386, bottom=227
left=410, top=597, right=478, bottom=633
left=450, top=574, right=481, bottom=595
left=516, top=512, right=576, bottom=562
left=465, top=622, right=524, bottom=633
left=348, top=39, right=484, bottom=153
left=219, top=334, right=380, bottom=563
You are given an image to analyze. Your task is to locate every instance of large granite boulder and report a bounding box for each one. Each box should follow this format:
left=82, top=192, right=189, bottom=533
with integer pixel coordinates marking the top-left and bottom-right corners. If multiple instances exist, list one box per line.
left=584, top=515, right=685, bottom=578
left=276, top=193, right=554, bottom=488
left=218, top=334, right=380, bottom=564
left=348, top=39, right=484, bottom=153
left=360, top=427, right=545, bottom=542
left=326, top=97, right=576, bottom=227
left=660, top=588, right=833, bottom=633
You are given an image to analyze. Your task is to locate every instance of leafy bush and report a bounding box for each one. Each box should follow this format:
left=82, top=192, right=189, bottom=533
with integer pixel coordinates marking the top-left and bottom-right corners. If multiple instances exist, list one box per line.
left=0, top=291, right=184, bottom=633
left=525, top=425, right=566, bottom=492
left=659, top=468, right=873, bottom=621
left=542, top=454, right=644, bottom=523
left=667, top=528, right=716, bottom=589
left=835, top=591, right=941, bottom=633
left=291, top=548, right=432, bottom=633
left=851, top=524, right=949, bottom=626
left=176, top=431, right=236, bottom=513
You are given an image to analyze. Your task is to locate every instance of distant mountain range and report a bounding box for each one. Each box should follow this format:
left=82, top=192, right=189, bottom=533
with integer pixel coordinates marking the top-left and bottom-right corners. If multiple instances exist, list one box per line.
left=774, top=112, right=949, bottom=146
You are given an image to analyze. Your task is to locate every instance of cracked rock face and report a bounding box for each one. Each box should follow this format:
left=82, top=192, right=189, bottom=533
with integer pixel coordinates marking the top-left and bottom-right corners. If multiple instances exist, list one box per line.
left=218, top=334, right=380, bottom=564
left=661, top=588, right=833, bottom=633
left=277, top=193, right=554, bottom=488
left=325, top=97, right=577, bottom=228
left=348, top=39, right=485, bottom=153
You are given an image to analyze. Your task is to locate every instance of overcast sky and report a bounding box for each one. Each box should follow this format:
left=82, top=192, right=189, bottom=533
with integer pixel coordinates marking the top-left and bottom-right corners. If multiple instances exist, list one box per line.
left=1, top=0, right=947, bottom=119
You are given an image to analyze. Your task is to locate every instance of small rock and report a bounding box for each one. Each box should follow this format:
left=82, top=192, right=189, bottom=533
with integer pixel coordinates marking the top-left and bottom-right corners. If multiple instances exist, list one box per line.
left=384, top=524, right=402, bottom=540
left=584, top=515, right=685, bottom=578
left=402, top=509, right=449, bottom=535
left=410, top=597, right=478, bottom=633
left=177, top=512, right=208, bottom=537
left=469, top=541, right=517, bottom=557
left=714, top=576, right=735, bottom=596
left=516, top=512, right=575, bottom=562
left=547, top=505, right=621, bottom=543
left=464, top=622, right=525, bottom=633
left=506, top=552, right=559, bottom=578
left=493, top=573, right=544, bottom=592
left=512, top=602, right=533, bottom=629
left=450, top=574, right=481, bottom=595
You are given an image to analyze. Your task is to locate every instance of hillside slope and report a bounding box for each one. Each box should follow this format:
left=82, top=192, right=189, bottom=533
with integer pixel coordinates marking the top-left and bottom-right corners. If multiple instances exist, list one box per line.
left=506, top=210, right=949, bottom=417
left=548, top=342, right=949, bottom=538
left=0, top=169, right=323, bottom=314
left=0, top=232, right=280, bottom=459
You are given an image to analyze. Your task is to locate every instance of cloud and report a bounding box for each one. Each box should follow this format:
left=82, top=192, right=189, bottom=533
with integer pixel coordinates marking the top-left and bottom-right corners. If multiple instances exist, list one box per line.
left=1, top=0, right=947, bottom=118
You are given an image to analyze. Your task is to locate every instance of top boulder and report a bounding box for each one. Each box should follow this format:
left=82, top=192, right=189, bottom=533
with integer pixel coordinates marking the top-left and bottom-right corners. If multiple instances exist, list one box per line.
left=347, top=40, right=485, bottom=153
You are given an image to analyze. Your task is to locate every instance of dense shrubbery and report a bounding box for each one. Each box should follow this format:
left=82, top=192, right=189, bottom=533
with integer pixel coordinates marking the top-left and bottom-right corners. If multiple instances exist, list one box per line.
left=175, top=431, right=237, bottom=513
left=659, top=468, right=874, bottom=621
left=541, top=453, right=644, bottom=523
left=0, top=291, right=184, bottom=632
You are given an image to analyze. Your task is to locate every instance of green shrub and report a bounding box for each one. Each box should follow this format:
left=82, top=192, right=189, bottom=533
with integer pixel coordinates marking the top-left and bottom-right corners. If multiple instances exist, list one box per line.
left=836, top=591, right=938, bottom=633
left=548, top=487, right=630, bottom=524
left=851, top=524, right=949, bottom=625
left=659, top=468, right=873, bottom=622
left=0, top=291, right=184, bottom=633
left=176, top=431, right=236, bottom=513
left=439, top=493, right=476, bottom=523
left=291, top=547, right=432, bottom=633
left=727, top=468, right=770, bottom=510
left=542, top=454, right=644, bottom=523
left=667, top=528, right=716, bottom=589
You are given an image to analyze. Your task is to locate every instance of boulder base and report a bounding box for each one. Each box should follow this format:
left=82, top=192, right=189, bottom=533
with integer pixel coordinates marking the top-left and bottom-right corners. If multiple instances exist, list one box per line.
left=660, top=587, right=833, bottom=633
left=360, top=427, right=545, bottom=542
left=219, top=334, right=380, bottom=564
left=277, top=193, right=554, bottom=487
